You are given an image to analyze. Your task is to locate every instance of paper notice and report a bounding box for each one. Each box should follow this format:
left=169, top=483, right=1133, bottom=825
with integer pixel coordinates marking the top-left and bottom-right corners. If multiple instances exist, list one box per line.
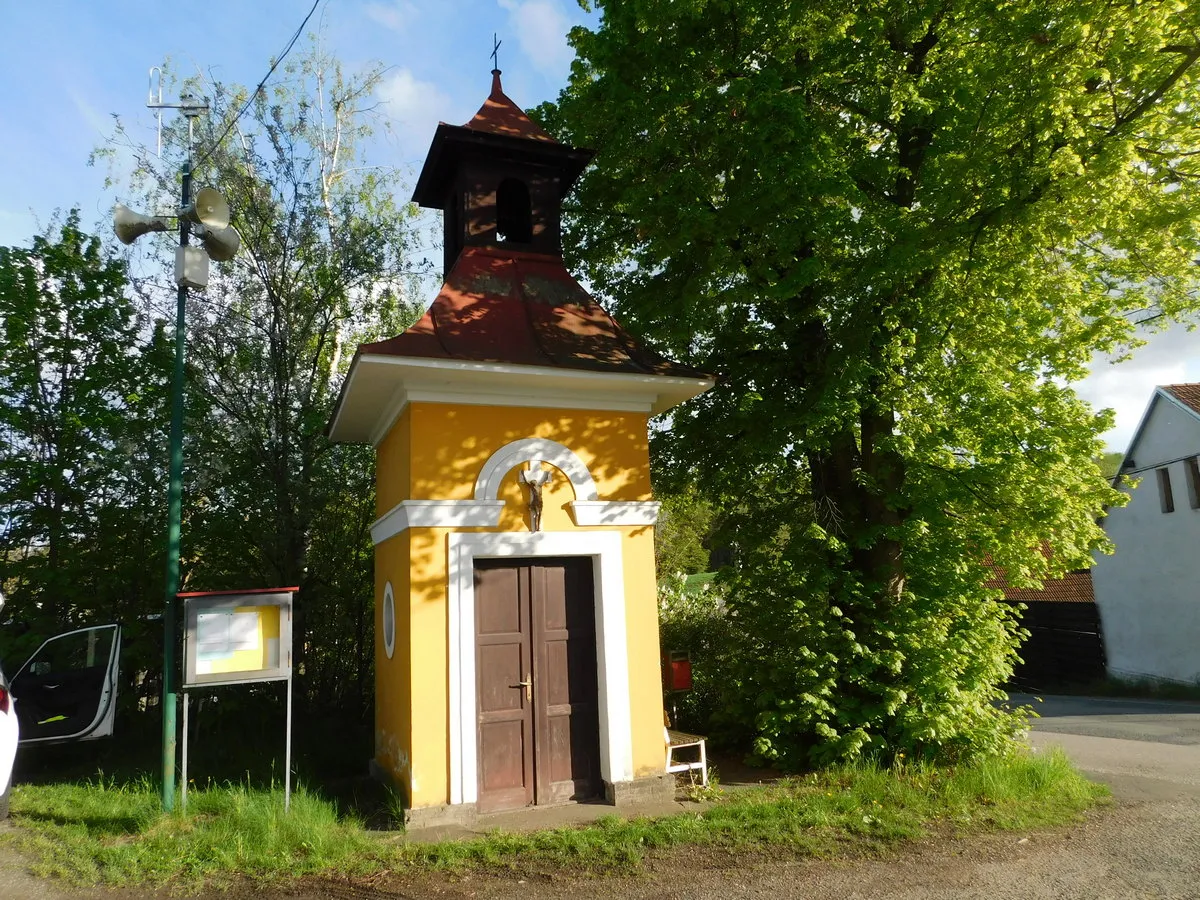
left=230, top=611, right=260, bottom=652
left=197, top=612, right=232, bottom=660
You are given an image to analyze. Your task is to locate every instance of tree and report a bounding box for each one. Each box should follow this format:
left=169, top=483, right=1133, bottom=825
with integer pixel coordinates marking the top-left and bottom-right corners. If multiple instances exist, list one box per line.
left=100, top=41, right=426, bottom=719
left=543, top=1, right=1200, bottom=765
left=654, top=483, right=715, bottom=576
left=1097, top=451, right=1124, bottom=480
left=0, top=213, right=171, bottom=683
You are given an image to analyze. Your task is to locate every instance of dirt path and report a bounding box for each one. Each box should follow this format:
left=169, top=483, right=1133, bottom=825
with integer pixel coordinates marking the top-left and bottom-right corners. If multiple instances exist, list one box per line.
left=0, top=829, right=73, bottom=900
left=260, top=794, right=1196, bottom=900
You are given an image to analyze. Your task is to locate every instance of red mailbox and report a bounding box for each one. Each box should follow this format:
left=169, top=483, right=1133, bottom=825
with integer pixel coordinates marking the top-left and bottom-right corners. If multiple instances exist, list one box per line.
left=662, top=650, right=693, bottom=692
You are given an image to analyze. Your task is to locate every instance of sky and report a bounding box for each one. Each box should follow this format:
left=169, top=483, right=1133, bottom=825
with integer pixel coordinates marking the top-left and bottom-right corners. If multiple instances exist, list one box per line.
left=1, top=0, right=1197, bottom=452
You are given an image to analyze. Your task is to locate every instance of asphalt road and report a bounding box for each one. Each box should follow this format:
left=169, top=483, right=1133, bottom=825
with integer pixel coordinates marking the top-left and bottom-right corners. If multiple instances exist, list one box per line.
left=1020, top=692, right=1200, bottom=803
left=1018, top=692, right=1200, bottom=747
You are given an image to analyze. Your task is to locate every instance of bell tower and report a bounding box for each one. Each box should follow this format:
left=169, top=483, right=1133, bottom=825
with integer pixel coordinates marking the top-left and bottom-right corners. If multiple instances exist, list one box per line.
left=412, top=69, right=593, bottom=276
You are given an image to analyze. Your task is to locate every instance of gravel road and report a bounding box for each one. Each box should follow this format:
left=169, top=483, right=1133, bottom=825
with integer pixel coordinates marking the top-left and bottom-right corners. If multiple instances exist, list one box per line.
left=5, top=694, right=1200, bottom=899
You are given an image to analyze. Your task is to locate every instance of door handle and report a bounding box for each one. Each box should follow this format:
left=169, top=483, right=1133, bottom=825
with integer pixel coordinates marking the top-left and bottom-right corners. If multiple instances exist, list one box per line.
left=511, top=675, right=532, bottom=702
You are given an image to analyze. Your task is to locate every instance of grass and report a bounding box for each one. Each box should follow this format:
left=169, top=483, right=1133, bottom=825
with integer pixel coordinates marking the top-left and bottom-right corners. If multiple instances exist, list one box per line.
left=7, top=777, right=385, bottom=886
left=3, top=749, right=1107, bottom=890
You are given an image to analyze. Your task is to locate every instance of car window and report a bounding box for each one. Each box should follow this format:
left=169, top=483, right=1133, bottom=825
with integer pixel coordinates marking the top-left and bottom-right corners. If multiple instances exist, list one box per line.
left=27, top=628, right=116, bottom=676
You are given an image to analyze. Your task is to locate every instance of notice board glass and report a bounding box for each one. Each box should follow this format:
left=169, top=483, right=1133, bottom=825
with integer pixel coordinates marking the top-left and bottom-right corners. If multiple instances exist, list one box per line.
left=181, top=589, right=294, bottom=687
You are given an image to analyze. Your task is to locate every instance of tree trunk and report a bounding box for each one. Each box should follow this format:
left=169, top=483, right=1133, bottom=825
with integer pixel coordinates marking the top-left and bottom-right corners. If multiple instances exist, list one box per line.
left=806, top=407, right=908, bottom=607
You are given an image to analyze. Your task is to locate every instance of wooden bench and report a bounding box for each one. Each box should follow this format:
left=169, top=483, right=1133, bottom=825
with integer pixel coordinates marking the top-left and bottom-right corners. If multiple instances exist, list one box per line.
left=665, top=728, right=708, bottom=787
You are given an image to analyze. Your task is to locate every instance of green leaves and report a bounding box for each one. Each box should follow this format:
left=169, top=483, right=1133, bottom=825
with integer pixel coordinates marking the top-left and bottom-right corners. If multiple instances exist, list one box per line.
left=0, top=212, right=170, bottom=673
left=557, top=0, right=1200, bottom=765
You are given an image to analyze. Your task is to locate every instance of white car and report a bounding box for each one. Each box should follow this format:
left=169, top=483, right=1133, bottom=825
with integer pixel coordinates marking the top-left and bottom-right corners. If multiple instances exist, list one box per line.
left=0, top=591, right=122, bottom=818
left=0, top=653, right=16, bottom=819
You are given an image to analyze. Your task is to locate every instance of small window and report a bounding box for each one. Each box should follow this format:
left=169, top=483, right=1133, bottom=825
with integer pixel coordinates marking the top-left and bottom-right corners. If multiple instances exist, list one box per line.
left=1158, top=467, right=1175, bottom=513
left=496, top=178, right=532, bottom=243
left=1187, top=457, right=1200, bottom=509
left=382, top=582, right=395, bottom=660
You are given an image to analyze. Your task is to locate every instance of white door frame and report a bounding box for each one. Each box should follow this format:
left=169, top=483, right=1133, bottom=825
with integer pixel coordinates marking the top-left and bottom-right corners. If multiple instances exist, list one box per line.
left=447, top=530, right=634, bottom=806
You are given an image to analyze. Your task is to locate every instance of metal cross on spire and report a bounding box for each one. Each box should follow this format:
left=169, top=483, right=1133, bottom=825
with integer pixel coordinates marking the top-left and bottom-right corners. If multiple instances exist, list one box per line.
left=491, top=33, right=502, bottom=70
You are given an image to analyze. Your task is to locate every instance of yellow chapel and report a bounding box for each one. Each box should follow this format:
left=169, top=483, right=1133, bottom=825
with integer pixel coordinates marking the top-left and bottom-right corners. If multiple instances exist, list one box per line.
left=327, top=69, right=713, bottom=826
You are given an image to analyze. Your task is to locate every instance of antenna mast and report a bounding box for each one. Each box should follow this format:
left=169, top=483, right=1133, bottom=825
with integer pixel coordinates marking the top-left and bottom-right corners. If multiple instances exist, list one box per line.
left=147, top=66, right=209, bottom=158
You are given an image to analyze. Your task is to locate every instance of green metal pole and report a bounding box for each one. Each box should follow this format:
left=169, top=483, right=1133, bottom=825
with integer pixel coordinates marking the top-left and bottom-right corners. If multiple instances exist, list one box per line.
left=162, top=160, right=192, bottom=812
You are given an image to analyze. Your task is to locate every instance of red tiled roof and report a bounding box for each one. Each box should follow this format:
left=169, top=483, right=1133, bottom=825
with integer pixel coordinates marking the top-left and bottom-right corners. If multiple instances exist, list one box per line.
left=358, top=246, right=708, bottom=379
left=986, top=567, right=1095, bottom=603
left=1162, top=383, right=1200, bottom=417
left=462, top=70, right=558, bottom=144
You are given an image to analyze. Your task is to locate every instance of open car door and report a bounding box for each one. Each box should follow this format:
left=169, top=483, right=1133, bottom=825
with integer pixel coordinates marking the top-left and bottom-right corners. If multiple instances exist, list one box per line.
left=10, top=624, right=121, bottom=745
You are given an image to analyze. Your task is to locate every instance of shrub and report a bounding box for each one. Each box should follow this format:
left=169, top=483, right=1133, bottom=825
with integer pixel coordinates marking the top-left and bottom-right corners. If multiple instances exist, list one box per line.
left=658, top=573, right=747, bottom=744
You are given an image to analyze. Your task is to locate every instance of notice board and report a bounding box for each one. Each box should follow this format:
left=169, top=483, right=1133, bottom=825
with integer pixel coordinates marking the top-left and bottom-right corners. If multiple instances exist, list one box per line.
left=181, top=588, right=295, bottom=688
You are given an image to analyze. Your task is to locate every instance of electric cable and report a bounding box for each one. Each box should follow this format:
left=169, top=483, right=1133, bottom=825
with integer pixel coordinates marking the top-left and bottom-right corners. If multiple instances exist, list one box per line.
left=193, top=0, right=322, bottom=169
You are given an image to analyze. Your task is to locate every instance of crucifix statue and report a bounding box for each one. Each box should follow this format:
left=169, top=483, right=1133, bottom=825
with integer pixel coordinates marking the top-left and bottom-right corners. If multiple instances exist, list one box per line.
left=519, top=461, right=553, bottom=532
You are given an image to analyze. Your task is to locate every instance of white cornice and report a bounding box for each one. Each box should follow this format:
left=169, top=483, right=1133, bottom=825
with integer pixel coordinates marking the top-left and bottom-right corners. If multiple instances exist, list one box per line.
left=329, top=353, right=714, bottom=445
left=569, top=501, right=660, bottom=526
left=370, top=440, right=662, bottom=543
left=362, top=354, right=707, bottom=385
left=371, top=500, right=505, bottom=545
left=370, top=498, right=658, bottom=543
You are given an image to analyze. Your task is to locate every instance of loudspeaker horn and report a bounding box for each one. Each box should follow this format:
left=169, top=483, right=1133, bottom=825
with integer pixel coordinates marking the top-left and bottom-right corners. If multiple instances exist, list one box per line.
left=194, top=223, right=241, bottom=262
left=180, top=187, right=230, bottom=229
left=113, top=204, right=171, bottom=245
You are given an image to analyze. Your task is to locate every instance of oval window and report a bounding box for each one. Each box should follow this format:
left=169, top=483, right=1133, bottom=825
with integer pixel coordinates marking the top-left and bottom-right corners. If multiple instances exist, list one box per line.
left=382, top=582, right=396, bottom=660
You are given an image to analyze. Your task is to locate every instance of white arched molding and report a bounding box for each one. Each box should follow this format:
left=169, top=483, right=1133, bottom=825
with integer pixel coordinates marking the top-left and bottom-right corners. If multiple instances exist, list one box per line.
left=474, top=437, right=660, bottom=528
left=370, top=437, right=660, bottom=546
left=447, top=530, right=634, bottom=806
left=474, top=437, right=599, bottom=501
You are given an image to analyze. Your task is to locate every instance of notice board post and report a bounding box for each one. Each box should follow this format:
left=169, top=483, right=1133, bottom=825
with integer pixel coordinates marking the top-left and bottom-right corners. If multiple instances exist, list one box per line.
left=179, top=588, right=297, bottom=810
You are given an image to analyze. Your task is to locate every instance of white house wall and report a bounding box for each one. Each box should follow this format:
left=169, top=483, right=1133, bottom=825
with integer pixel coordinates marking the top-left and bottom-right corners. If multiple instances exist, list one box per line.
left=1093, top=394, right=1200, bottom=682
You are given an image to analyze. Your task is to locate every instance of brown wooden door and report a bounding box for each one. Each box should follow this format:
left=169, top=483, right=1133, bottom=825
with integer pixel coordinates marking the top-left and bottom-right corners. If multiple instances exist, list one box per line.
left=532, top=559, right=601, bottom=804
left=475, top=563, right=535, bottom=813
left=475, top=557, right=601, bottom=812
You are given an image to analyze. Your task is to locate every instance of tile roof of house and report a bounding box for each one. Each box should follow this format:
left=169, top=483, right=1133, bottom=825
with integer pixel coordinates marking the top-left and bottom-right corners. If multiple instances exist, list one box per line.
left=461, top=70, right=558, bottom=144
left=356, top=245, right=709, bottom=379
left=985, top=567, right=1095, bottom=603
left=1162, top=383, right=1200, bottom=417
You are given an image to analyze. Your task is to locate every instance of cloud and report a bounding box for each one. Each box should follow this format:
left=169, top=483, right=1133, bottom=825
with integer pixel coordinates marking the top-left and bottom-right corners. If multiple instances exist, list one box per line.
left=67, top=87, right=111, bottom=137
left=497, top=0, right=575, bottom=80
left=376, top=67, right=455, bottom=159
left=364, top=1, right=419, bottom=33
left=1074, top=323, right=1200, bottom=452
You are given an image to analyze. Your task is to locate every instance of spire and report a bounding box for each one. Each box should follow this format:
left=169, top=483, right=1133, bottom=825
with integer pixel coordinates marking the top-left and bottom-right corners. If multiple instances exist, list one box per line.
left=462, top=69, right=558, bottom=143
